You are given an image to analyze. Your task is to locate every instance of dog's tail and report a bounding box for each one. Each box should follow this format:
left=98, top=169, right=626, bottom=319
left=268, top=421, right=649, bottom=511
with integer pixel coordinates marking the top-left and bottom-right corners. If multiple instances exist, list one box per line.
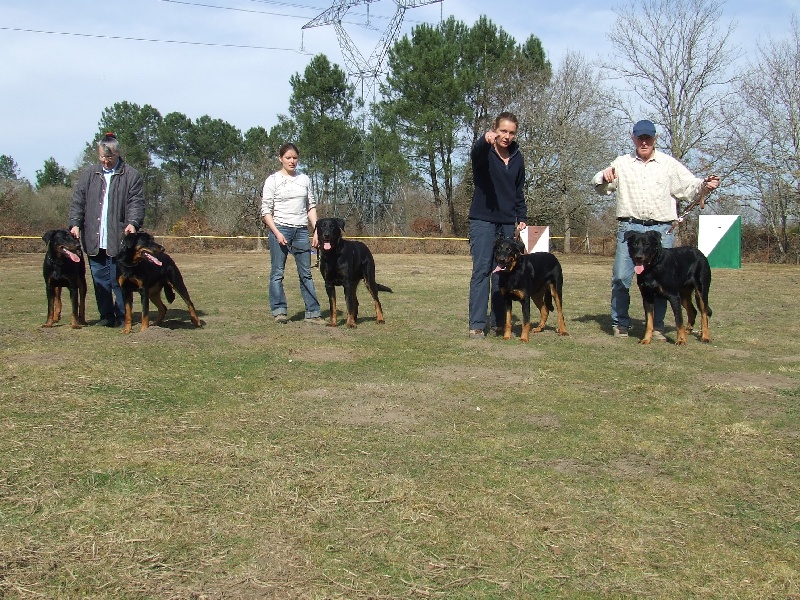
left=376, top=283, right=393, bottom=293
left=164, top=284, right=176, bottom=304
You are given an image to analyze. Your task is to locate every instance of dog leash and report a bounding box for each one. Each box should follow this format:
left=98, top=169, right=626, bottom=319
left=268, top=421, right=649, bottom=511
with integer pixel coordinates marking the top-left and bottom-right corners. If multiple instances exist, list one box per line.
left=667, top=175, right=719, bottom=234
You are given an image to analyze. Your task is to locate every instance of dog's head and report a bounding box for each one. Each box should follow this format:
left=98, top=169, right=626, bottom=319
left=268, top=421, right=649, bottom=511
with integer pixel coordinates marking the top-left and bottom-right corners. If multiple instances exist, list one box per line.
left=43, top=229, right=82, bottom=264
left=120, top=231, right=165, bottom=266
left=624, top=230, right=662, bottom=274
left=316, top=218, right=346, bottom=251
left=493, top=237, right=526, bottom=273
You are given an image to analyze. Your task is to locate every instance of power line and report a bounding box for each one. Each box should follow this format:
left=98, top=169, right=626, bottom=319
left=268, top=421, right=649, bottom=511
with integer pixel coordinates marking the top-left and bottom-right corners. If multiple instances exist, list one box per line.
left=162, top=0, right=429, bottom=25
left=0, top=26, right=311, bottom=53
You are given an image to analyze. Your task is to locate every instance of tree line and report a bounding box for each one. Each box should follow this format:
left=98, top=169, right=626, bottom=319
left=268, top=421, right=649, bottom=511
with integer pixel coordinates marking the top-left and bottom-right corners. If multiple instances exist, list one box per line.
left=2, top=0, right=799, bottom=261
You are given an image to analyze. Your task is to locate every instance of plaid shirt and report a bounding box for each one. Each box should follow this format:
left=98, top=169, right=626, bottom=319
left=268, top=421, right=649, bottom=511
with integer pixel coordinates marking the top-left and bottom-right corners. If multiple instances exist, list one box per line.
left=592, top=149, right=703, bottom=222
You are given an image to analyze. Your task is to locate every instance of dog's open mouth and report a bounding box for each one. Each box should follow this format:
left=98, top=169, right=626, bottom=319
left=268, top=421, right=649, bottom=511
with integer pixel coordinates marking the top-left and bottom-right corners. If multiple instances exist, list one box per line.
left=634, top=264, right=645, bottom=275
left=143, top=252, right=163, bottom=267
left=61, top=248, right=81, bottom=263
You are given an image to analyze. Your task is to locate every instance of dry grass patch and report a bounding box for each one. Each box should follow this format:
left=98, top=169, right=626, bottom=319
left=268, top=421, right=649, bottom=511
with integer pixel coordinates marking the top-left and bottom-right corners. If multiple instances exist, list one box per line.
left=0, top=251, right=798, bottom=598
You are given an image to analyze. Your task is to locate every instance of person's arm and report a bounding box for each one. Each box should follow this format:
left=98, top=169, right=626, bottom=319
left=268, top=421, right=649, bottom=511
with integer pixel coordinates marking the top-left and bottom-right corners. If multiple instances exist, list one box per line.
left=124, top=169, right=145, bottom=234
left=261, top=175, right=286, bottom=245
left=515, top=160, right=527, bottom=232
left=68, top=169, right=88, bottom=239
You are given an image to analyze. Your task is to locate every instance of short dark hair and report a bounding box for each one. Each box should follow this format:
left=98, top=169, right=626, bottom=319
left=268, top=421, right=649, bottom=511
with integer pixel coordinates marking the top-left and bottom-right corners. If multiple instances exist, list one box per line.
left=278, top=142, right=299, bottom=158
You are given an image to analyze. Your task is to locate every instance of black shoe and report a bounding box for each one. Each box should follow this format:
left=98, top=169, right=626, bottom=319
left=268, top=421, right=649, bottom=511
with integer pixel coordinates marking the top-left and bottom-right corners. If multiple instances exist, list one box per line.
left=96, top=318, right=115, bottom=327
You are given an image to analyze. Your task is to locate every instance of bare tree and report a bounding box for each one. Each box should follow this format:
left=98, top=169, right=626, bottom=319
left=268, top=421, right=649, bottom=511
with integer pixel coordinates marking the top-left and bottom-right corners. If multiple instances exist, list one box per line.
left=604, top=0, right=738, bottom=166
left=720, top=18, right=800, bottom=260
left=517, top=52, right=617, bottom=252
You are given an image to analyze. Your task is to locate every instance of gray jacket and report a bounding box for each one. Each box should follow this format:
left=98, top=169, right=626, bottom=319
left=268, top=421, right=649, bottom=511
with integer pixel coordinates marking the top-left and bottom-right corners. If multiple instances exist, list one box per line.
left=68, top=159, right=145, bottom=257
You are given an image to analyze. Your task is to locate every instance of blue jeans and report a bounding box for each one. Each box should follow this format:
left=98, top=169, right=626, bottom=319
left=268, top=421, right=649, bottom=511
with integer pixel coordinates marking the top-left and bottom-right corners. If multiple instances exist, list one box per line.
left=88, top=249, right=125, bottom=322
left=268, top=226, right=321, bottom=319
left=612, top=220, right=675, bottom=330
left=469, top=219, right=517, bottom=331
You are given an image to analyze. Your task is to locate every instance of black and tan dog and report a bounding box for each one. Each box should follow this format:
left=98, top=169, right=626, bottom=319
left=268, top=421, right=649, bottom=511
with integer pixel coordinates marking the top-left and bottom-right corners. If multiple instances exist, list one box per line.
left=316, top=217, right=392, bottom=328
left=493, top=237, right=568, bottom=341
left=624, top=230, right=712, bottom=345
left=42, top=229, right=87, bottom=329
left=116, top=231, right=201, bottom=334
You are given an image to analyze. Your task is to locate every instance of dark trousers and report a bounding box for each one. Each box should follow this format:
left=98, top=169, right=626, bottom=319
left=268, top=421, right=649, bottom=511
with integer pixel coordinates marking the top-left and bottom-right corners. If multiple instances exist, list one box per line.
left=88, top=249, right=125, bottom=322
left=468, top=219, right=517, bottom=331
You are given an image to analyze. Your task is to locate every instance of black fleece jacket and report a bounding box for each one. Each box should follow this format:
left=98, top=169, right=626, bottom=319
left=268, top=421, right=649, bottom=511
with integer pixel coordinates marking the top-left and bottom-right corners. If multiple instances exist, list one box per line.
left=468, top=135, right=527, bottom=224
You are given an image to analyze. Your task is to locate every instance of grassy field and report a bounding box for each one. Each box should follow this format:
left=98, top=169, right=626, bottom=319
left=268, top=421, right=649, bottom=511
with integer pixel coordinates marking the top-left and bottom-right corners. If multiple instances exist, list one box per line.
left=1, top=250, right=798, bottom=599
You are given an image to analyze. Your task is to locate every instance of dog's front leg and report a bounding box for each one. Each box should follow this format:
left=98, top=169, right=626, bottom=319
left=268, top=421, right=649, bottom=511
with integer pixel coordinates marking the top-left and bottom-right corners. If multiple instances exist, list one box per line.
left=519, top=295, right=531, bottom=342
left=503, top=296, right=513, bottom=340
left=344, top=282, right=358, bottom=328
left=68, top=285, right=82, bottom=329
left=121, top=287, right=135, bottom=334
left=639, top=292, right=655, bottom=345
left=326, top=284, right=337, bottom=327
left=43, top=286, right=58, bottom=327
left=669, top=296, right=687, bottom=345
left=139, top=289, right=151, bottom=332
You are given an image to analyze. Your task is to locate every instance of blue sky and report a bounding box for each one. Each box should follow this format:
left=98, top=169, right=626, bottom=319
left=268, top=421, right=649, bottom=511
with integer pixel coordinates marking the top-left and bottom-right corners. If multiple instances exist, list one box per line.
left=1, top=0, right=798, bottom=183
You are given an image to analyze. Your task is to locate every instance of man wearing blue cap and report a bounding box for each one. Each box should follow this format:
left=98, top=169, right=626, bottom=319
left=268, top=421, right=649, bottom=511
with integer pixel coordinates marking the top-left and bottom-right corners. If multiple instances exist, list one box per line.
left=592, top=119, right=719, bottom=339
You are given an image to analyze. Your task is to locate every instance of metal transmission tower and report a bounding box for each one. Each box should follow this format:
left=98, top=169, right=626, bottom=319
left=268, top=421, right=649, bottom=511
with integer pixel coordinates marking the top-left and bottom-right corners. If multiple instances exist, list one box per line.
left=303, top=0, right=441, bottom=230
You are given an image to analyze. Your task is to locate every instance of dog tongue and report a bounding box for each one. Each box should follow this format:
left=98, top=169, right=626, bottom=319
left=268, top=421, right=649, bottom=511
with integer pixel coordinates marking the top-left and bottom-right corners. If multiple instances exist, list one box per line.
left=634, top=265, right=645, bottom=275
left=62, top=249, right=80, bottom=263
left=144, top=253, right=163, bottom=267
left=323, top=242, right=332, bottom=250
left=492, top=265, right=504, bottom=273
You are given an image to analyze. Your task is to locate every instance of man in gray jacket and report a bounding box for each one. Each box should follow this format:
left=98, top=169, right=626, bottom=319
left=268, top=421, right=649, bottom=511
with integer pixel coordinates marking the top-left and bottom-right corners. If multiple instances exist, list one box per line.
left=69, top=132, right=145, bottom=326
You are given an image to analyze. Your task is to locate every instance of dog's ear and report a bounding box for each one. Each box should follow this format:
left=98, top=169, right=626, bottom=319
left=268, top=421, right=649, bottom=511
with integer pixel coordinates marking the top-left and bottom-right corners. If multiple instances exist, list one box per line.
left=43, top=230, right=56, bottom=244
left=647, top=230, right=662, bottom=244
left=514, top=239, right=526, bottom=254
left=623, top=230, right=634, bottom=242
left=336, top=218, right=346, bottom=231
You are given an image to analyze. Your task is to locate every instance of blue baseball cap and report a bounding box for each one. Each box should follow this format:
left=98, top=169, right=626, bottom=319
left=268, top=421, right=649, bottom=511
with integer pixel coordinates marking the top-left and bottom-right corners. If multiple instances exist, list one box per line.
left=632, top=120, right=657, bottom=137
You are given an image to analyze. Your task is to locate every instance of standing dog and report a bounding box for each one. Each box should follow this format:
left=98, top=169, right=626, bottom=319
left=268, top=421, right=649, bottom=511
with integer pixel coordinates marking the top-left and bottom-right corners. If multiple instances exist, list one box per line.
left=316, top=218, right=392, bottom=328
left=42, top=229, right=87, bottom=329
left=624, top=230, right=712, bottom=345
left=116, top=231, right=201, bottom=334
left=493, top=237, right=568, bottom=341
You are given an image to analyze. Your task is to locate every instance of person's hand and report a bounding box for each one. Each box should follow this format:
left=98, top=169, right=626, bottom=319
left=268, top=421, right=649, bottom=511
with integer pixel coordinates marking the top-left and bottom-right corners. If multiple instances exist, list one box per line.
left=124, top=224, right=136, bottom=235
left=485, top=130, right=498, bottom=145
left=277, top=233, right=287, bottom=246
left=517, top=221, right=527, bottom=233
left=699, top=175, right=719, bottom=208
left=311, top=231, right=319, bottom=249
left=602, top=167, right=616, bottom=183
left=70, top=226, right=80, bottom=239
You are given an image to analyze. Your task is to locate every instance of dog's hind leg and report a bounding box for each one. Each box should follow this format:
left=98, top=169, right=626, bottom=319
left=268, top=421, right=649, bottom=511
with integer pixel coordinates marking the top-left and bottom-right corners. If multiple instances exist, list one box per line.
left=530, top=288, right=547, bottom=334
left=364, top=278, right=386, bottom=324
left=149, top=287, right=169, bottom=326
left=169, top=274, right=201, bottom=328
left=695, top=290, right=712, bottom=343
left=681, top=289, right=697, bottom=334
left=550, top=282, right=569, bottom=336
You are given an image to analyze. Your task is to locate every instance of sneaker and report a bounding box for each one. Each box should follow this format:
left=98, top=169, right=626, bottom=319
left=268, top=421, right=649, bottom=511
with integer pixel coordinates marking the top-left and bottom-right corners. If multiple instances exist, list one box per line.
left=651, top=329, right=667, bottom=342
left=469, top=329, right=486, bottom=339
left=274, top=314, right=288, bottom=324
left=304, top=316, right=326, bottom=324
left=613, top=325, right=629, bottom=338
left=96, top=318, right=116, bottom=327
